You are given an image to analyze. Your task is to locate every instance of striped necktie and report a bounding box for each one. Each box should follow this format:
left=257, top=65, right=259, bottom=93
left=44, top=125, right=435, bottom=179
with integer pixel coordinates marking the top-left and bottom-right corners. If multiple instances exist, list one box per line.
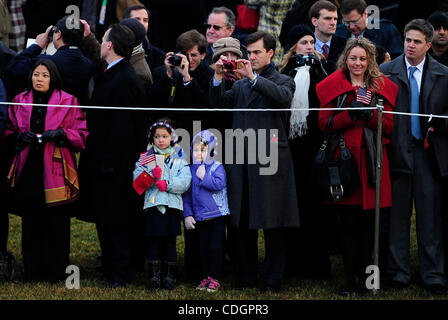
left=322, top=44, right=329, bottom=60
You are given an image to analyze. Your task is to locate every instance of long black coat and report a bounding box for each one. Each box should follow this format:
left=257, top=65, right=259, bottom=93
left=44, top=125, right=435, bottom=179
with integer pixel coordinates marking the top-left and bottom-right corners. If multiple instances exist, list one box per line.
left=79, top=59, right=144, bottom=224
left=210, top=65, right=300, bottom=229
left=380, top=54, right=448, bottom=177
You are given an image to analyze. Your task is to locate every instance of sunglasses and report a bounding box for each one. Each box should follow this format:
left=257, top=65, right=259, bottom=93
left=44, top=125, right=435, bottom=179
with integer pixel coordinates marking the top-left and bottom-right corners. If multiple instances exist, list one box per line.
left=205, top=23, right=224, bottom=31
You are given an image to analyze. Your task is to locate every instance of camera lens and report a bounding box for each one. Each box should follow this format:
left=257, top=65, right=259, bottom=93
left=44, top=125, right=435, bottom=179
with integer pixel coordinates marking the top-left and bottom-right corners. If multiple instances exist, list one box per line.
left=224, top=62, right=234, bottom=71
left=168, top=54, right=182, bottom=66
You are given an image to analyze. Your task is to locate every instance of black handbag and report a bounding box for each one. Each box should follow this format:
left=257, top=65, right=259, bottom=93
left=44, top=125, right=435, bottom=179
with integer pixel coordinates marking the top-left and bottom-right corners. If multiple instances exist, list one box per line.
left=311, top=95, right=360, bottom=201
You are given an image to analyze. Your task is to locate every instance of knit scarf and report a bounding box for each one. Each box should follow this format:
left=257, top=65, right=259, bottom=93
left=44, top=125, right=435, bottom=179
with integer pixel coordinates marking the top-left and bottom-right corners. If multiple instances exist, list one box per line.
left=153, top=145, right=173, bottom=157
left=132, top=43, right=144, bottom=56
left=289, top=65, right=310, bottom=138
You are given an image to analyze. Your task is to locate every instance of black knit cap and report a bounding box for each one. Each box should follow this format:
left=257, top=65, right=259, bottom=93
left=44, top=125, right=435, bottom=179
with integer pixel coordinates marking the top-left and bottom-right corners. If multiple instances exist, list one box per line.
left=120, top=18, right=147, bottom=47
left=427, top=11, right=448, bottom=29
left=285, top=24, right=315, bottom=52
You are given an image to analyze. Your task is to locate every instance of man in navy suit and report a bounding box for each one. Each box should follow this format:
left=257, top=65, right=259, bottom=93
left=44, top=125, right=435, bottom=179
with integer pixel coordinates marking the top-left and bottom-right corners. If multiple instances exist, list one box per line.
left=7, top=15, right=94, bottom=104
left=309, top=0, right=346, bottom=74
left=380, top=19, right=448, bottom=295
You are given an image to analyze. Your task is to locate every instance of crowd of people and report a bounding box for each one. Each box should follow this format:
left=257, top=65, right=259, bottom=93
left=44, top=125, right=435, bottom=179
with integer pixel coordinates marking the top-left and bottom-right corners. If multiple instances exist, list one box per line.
left=0, top=0, right=448, bottom=297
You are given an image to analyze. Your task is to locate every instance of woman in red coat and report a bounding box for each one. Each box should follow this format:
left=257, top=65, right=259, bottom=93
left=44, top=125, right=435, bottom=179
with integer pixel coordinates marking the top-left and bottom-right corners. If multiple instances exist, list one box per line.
left=316, top=38, right=398, bottom=295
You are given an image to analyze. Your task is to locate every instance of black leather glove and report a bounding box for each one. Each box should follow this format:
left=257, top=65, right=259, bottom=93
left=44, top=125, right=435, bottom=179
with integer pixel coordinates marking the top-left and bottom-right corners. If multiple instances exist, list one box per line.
left=349, top=101, right=372, bottom=122
left=16, top=131, right=38, bottom=151
left=42, top=128, right=67, bottom=145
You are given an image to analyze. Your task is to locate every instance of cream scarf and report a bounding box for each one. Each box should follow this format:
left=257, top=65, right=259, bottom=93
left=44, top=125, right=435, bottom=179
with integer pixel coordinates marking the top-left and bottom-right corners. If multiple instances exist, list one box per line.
left=289, top=65, right=310, bottom=138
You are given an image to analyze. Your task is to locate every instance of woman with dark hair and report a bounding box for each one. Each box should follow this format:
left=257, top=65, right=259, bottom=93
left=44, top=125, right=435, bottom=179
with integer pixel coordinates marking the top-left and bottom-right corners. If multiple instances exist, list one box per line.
left=316, top=38, right=398, bottom=295
left=279, top=24, right=332, bottom=280
left=5, top=59, right=88, bottom=282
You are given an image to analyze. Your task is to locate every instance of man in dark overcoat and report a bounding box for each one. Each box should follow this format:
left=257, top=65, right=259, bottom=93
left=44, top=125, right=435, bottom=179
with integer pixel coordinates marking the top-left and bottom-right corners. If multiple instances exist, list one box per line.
left=210, top=31, right=300, bottom=293
left=6, top=15, right=95, bottom=104
left=79, top=23, right=144, bottom=288
left=380, top=19, right=448, bottom=295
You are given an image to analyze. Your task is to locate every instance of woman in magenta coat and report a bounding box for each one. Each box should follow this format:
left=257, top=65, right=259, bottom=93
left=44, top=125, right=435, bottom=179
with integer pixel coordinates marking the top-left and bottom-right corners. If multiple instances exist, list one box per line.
left=316, top=38, right=398, bottom=295
left=5, top=59, right=88, bottom=282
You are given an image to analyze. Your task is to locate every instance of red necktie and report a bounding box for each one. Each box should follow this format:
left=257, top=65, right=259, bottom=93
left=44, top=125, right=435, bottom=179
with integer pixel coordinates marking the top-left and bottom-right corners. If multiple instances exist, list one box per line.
left=322, top=44, right=329, bottom=60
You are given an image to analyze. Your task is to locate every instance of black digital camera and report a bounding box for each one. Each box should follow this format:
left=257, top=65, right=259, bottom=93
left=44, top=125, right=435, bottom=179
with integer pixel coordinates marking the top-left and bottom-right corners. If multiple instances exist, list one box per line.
left=293, top=54, right=320, bottom=67
left=168, top=54, right=182, bottom=66
left=48, top=26, right=57, bottom=42
left=290, top=53, right=328, bottom=77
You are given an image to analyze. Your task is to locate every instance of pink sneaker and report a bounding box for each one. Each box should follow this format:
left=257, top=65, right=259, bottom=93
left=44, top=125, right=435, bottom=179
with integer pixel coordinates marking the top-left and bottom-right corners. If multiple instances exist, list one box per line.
left=196, top=278, right=209, bottom=291
left=207, top=277, right=220, bottom=292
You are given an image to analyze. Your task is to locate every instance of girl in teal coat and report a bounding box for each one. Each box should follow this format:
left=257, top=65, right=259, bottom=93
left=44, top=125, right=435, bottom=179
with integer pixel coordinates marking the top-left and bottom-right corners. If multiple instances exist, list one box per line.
left=133, top=119, right=191, bottom=291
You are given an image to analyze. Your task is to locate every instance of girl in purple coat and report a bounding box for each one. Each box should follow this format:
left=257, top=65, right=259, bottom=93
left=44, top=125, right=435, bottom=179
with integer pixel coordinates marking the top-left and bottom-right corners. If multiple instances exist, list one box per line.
left=182, top=130, right=230, bottom=292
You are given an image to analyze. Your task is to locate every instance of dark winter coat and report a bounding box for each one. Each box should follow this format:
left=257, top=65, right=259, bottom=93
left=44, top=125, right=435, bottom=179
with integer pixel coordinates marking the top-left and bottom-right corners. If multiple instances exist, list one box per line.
left=335, top=19, right=403, bottom=59
left=79, top=58, right=144, bottom=224
left=7, top=44, right=95, bottom=104
left=210, top=63, right=300, bottom=229
left=380, top=54, right=448, bottom=177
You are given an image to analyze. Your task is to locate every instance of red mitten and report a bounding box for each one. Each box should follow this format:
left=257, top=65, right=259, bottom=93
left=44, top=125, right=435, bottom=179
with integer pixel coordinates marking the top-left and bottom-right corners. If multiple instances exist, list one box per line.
left=152, top=165, right=162, bottom=180
left=155, top=179, right=167, bottom=192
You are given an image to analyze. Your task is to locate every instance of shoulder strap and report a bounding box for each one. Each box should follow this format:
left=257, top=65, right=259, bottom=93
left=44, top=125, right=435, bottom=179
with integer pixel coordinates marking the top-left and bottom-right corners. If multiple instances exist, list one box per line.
left=336, top=93, right=347, bottom=109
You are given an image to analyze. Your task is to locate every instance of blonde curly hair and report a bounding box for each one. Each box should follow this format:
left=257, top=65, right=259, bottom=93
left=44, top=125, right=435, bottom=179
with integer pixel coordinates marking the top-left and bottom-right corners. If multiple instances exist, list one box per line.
left=336, top=37, right=384, bottom=91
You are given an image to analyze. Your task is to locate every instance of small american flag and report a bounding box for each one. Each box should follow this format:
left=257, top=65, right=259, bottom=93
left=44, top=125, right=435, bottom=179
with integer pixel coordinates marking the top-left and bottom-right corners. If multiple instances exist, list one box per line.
left=138, top=150, right=155, bottom=167
left=356, top=86, right=372, bottom=105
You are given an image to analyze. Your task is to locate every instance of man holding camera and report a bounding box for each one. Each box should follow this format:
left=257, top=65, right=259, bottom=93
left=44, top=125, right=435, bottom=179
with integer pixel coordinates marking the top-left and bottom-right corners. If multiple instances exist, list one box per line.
left=150, top=29, right=214, bottom=133
left=210, top=31, right=300, bottom=293
left=7, top=15, right=95, bottom=104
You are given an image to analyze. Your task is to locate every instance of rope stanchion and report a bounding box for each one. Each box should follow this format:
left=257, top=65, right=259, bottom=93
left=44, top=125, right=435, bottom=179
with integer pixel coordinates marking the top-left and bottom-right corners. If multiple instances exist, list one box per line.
left=373, top=99, right=384, bottom=294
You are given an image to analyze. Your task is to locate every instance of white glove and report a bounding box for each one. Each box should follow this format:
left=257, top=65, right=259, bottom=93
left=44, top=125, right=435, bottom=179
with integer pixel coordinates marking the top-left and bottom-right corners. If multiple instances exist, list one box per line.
left=196, top=164, right=206, bottom=180
left=184, top=216, right=196, bottom=230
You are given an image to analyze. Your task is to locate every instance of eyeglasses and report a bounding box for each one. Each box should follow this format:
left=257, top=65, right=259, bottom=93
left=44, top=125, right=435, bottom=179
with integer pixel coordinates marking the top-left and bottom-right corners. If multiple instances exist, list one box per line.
left=343, top=16, right=362, bottom=27
left=205, top=23, right=224, bottom=31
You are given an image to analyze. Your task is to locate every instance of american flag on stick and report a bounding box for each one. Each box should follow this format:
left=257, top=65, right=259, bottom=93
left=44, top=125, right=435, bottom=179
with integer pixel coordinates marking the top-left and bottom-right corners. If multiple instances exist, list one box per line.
left=356, top=86, right=372, bottom=105
left=138, top=150, right=155, bottom=167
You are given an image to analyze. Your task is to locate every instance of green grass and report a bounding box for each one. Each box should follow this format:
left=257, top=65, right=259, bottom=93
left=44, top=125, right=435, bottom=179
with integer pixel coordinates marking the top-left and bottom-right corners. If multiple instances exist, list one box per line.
left=0, top=213, right=446, bottom=300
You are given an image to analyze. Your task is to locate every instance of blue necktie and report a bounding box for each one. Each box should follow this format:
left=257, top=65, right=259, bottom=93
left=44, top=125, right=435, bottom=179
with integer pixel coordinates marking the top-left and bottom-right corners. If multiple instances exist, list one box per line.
left=409, top=66, right=422, bottom=140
